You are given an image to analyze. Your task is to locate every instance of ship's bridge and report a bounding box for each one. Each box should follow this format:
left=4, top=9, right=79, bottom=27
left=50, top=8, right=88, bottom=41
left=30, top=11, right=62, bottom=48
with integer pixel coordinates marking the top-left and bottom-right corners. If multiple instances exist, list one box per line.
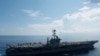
left=47, top=29, right=61, bottom=48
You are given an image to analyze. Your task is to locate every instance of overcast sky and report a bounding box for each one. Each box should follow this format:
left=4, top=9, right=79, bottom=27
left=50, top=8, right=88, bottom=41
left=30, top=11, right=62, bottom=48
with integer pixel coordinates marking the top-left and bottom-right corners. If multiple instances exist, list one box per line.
left=0, top=0, right=100, bottom=35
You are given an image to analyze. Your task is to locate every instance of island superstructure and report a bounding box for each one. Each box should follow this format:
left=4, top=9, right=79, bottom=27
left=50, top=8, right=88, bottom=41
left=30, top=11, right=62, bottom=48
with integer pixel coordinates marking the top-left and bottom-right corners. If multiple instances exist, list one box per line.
left=6, top=29, right=98, bottom=56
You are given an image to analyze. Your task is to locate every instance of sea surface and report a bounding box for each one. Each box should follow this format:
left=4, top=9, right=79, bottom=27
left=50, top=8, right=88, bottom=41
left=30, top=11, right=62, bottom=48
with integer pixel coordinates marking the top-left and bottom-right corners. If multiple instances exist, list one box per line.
left=0, top=34, right=100, bottom=56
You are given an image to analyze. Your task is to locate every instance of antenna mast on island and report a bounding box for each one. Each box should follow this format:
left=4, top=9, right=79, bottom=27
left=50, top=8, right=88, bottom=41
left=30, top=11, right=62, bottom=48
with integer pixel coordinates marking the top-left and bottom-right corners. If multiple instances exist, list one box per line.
left=52, top=29, right=56, bottom=39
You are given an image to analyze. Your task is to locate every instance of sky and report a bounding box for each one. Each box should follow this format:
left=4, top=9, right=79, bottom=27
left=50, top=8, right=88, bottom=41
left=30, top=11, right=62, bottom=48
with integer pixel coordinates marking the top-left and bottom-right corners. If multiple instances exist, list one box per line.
left=0, top=0, right=100, bottom=35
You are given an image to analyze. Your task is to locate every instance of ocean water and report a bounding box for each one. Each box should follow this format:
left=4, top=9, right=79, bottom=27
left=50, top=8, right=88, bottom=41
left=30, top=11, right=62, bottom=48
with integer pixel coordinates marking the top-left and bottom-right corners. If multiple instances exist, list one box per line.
left=0, top=34, right=100, bottom=56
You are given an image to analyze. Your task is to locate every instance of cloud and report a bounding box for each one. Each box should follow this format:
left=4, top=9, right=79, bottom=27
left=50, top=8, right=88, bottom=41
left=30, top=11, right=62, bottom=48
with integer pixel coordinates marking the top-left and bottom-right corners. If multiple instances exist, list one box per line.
left=62, top=6, right=100, bottom=33
left=83, top=1, right=90, bottom=5
left=27, top=19, right=64, bottom=35
left=22, top=9, right=40, bottom=17
left=79, top=6, right=90, bottom=11
left=22, top=10, right=51, bottom=20
left=97, top=3, right=100, bottom=6
left=17, top=5, right=100, bottom=35
left=24, top=5, right=100, bottom=35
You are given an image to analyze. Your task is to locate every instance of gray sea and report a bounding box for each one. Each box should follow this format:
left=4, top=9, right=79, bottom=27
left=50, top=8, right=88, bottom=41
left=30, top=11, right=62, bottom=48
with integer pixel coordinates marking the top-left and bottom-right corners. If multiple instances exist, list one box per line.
left=0, top=33, right=100, bottom=56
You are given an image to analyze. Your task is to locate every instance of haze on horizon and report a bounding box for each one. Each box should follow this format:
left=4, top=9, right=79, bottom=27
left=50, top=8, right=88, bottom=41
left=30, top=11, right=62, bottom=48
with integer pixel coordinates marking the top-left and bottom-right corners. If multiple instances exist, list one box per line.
left=0, top=0, right=100, bottom=35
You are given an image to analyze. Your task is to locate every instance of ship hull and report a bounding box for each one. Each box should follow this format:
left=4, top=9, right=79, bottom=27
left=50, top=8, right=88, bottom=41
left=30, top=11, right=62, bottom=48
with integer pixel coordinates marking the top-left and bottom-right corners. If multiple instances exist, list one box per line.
left=6, top=46, right=94, bottom=56
left=6, top=40, right=98, bottom=56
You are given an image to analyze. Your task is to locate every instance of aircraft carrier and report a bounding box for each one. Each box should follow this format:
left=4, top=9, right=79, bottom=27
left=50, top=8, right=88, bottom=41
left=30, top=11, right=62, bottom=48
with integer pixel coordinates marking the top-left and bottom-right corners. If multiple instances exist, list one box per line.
left=6, top=30, right=98, bottom=56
